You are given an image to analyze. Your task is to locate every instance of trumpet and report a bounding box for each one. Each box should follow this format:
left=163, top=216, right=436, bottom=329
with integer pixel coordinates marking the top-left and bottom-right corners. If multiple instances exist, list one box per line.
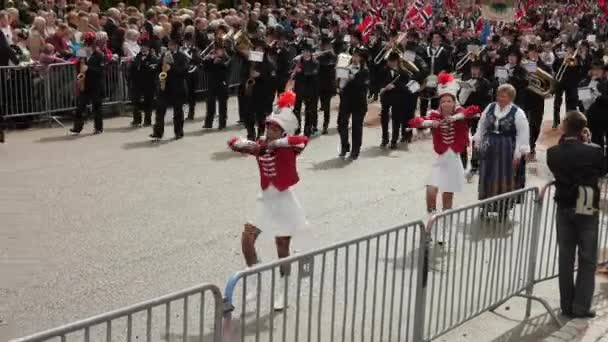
left=555, top=47, right=578, bottom=82
left=455, top=45, right=486, bottom=71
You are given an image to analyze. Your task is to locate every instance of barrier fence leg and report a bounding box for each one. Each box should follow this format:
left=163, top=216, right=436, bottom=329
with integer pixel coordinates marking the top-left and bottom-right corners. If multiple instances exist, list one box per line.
left=413, top=229, right=430, bottom=342
left=45, top=71, right=66, bottom=129
left=519, top=191, right=563, bottom=327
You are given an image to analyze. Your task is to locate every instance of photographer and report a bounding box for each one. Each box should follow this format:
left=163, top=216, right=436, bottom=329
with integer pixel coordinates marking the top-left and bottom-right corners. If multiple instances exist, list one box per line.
left=547, top=111, right=606, bottom=319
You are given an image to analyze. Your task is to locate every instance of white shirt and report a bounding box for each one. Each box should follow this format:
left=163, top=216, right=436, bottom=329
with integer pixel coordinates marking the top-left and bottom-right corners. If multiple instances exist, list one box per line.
left=123, top=40, right=140, bottom=59
left=473, top=102, right=531, bottom=159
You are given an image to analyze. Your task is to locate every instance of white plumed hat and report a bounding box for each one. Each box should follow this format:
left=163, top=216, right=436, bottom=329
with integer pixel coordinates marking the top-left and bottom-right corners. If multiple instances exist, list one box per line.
left=266, top=91, right=298, bottom=134
left=436, top=72, right=460, bottom=101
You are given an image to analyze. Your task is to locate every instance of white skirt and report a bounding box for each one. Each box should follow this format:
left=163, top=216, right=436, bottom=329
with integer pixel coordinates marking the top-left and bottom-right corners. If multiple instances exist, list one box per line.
left=252, top=185, right=307, bottom=239
left=426, top=149, right=465, bottom=193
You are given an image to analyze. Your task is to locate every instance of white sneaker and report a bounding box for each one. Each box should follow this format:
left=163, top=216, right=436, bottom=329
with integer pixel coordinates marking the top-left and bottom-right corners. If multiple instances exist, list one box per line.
left=273, top=288, right=286, bottom=311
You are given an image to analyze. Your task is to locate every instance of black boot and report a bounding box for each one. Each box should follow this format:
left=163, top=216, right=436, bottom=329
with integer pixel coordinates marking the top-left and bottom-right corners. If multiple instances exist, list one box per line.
left=339, top=144, right=350, bottom=158
left=187, top=108, right=195, bottom=120
left=0, top=130, right=4, bottom=143
left=143, top=113, right=152, bottom=127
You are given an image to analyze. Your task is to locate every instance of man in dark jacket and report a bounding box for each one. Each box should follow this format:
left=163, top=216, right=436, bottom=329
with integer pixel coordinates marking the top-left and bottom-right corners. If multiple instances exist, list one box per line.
left=316, top=36, right=337, bottom=134
left=70, top=33, right=107, bottom=135
left=129, top=39, right=159, bottom=127
left=581, top=62, right=608, bottom=170
left=547, top=111, right=605, bottom=319
left=150, top=38, right=189, bottom=140
left=202, top=42, right=231, bottom=130
left=293, top=43, right=320, bottom=137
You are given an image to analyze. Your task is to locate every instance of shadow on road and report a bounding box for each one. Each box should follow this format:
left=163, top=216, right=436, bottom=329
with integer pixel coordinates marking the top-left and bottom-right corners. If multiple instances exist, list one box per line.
left=121, top=139, right=174, bottom=150
left=165, top=310, right=280, bottom=342
left=36, top=132, right=93, bottom=143
left=490, top=310, right=561, bottom=342
left=310, top=157, right=351, bottom=171
left=211, top=150, right=246, bottom=161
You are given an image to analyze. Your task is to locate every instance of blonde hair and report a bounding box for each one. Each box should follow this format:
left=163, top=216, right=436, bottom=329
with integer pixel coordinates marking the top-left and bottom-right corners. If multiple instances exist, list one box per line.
left=496, top=84, right=517, bottom=100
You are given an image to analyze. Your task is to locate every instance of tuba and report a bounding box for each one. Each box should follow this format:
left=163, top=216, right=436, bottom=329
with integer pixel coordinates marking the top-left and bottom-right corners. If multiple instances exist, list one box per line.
left=527, top=66, right=556, bottom=97
left=234, top=29, right=253, bottom=55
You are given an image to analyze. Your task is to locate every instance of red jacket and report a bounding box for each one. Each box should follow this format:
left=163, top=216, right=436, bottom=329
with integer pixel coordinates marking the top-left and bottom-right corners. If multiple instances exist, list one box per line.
left=409, top=106, right=480, bottom=155
left=228, top=136, right=308, bottom=191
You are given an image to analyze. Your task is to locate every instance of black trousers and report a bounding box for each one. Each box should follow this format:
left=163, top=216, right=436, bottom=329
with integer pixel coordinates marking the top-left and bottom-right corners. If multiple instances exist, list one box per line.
left=553, top=84, right=578, bottom=125
left=186, top=72, right=198, bottom=118
left=527, top=98, right=545, bottom=153
left=237, top=85, right=247, bottom=123
left=204, top=85, right=228, bottom=128
left=154, top=96, right=184, bottom=137
left=73, top=93, right=103, bottom=132
left=338, top=99, right=366, bottom=154
left=590, top=117, right=608, bottom=171
left=380, top=99, right=413, bottom=144
left=294, top=94, right=318, bottom=136
left=132, top=87, right=155, bottom=125
left=318, top=92, right=333, bottom=130
left=419, top=97, right=439, bottom=117
left=556, top=207, right=598, bottom=315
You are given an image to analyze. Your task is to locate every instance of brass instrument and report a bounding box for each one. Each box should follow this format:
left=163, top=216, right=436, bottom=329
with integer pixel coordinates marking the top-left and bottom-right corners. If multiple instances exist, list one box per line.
left=201, top=28, right=236, bottom=59
left=555, top=47, right=578, bottom=82
left=373, top=33, right=406, bottom=65
left=234, top=29, right=253, bottom=56
left=293, top=49, right=333, bottom=62
left=455, top=45, right=486, bottom=71
left=159, top=51, right=173, bottom=91
left=525, top=62, right=556, bottom=97
left=76, top=58, right=86, bottom=92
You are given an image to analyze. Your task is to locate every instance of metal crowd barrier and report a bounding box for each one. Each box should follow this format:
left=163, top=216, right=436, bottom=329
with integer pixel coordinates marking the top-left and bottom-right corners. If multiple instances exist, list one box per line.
left=12, top=182, right=608, bottom=342
left=421, top=187, right=559, bottom=340
left=222, top=221, right=427, bottom=342
left=1, top=58, right=244, bottom=121
left=534, top=180, right=608, bottom=284
left=0, top=65, right=48, bottom=118
left=12, top=283, right=223, bottom=342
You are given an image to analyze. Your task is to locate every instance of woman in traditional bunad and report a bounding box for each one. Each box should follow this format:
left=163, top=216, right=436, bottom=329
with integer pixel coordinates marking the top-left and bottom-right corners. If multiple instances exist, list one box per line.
left=409, top=72, right=481, bottom=217
left=227, top=91, right=308, bottom=310
left=473, top=84, right=530, bottom=221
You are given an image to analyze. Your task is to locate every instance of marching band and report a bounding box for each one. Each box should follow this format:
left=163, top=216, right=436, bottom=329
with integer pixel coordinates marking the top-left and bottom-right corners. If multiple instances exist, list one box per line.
left=55, top=5, right=608, bottom=169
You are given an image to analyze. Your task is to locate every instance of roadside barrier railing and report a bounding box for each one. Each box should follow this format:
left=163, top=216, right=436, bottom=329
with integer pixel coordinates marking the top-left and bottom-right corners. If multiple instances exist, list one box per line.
left=12, top=181, right=608, bottom=342
left=12, top=283, right=223, bottom=342
left=222, top=221, right=427, bottom=342
left=422, top=187, right=560, bottom=340
left=1, top=59, right=244, bottom=122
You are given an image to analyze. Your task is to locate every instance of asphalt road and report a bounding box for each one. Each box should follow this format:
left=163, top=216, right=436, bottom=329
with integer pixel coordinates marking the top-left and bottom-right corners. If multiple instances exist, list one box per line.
left=1, top=97, right=562, bottom=341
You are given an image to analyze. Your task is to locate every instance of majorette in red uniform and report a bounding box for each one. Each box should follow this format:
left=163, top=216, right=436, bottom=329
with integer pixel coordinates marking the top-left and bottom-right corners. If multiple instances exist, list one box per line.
left=228, top=91, right=308, bottom=308
left=409, top=72, right=480, bottom=215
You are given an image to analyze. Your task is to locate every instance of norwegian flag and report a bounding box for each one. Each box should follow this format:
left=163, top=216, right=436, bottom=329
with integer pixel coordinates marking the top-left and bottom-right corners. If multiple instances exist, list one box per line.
left=357, top=15, right=376, bottom=42
left=411, top=5, right=433, bottom=28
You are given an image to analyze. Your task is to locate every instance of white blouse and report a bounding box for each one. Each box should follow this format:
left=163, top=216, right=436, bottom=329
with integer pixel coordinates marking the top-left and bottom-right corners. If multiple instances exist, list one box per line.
left=473, top=102, right=531, bottom=159
left=123, top=40, right=141, bottom=59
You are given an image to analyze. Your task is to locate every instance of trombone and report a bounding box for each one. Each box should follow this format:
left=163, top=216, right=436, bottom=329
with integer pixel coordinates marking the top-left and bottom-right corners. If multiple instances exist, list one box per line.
left=555, top=47, right=578, bottom=82
left=201, top=28, right=235, bottom=59
left=455, top=45, right=486, bottom=71
left=373, top=32, right=406, bottom=65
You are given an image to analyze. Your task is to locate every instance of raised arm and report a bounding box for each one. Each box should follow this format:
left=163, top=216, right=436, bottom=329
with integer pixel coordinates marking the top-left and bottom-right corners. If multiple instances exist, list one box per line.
left=227, top=137, right=261, bottom=155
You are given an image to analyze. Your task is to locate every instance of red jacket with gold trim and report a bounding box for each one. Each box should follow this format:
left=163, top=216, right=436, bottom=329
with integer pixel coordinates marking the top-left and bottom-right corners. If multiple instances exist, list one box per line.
left=228, top=136, right=309, bottom=191
left=409, top=106, right=480, bottom=155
